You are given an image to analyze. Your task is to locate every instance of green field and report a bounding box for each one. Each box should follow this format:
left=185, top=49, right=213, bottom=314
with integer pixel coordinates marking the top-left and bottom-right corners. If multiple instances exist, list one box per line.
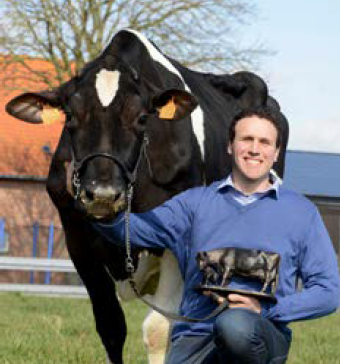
left=0, top=292, right=339, bottom=364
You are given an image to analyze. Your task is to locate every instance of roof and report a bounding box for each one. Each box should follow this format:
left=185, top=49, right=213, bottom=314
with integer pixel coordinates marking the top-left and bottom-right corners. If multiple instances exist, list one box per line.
left=284, top=150, right=340, bottom=198
left=0, top=57, right=63, bottom=177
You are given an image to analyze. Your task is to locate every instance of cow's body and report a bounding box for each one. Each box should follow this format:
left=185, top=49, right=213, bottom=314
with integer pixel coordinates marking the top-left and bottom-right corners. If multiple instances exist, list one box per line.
left=6, top=29, right=288, bottom=364
left=197, top=248, right=281, bottom=294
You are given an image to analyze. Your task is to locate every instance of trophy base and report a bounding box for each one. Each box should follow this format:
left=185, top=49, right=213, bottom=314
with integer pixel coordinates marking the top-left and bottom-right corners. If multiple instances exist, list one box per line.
left=196, top=285, right=277, bottom=303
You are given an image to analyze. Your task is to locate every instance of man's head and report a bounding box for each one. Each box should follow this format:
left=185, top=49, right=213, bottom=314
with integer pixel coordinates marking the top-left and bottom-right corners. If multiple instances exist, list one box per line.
left=227, top=106, right=282, bottom=192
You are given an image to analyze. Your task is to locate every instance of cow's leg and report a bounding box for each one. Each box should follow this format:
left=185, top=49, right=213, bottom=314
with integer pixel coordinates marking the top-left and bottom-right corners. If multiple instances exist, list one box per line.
left=261, top=278, right=269, bottom=293
left=143, top=309, right=171, bottom=364
left=261, top=264, right=271, bottom=293
left=72, top=251, right=126, bottom=364
left=61, top=216, right=127, bottom=364
left=269, top=275, right=277, bottom=294
left=142, top=250, right=183, bottom=364
left=221, top=267, right=231, bottom=286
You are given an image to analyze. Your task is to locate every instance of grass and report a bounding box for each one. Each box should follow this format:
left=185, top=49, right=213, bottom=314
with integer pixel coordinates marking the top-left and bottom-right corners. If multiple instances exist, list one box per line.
left=0, top=292, right=148, bottom=364
left=289, top=315, right=340, bottom=364
left=0, top=292, right=339, bottom=363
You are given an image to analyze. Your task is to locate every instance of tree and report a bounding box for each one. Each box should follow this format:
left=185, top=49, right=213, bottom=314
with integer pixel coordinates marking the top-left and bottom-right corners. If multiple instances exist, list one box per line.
left=1, top=0, right=266, bottom=91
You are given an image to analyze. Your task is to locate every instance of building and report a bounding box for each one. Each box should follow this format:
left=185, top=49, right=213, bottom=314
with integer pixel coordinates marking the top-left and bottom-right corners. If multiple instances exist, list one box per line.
left=284, top=150, right=340, bottom=256
left=0, top=57, right=65, bottom=283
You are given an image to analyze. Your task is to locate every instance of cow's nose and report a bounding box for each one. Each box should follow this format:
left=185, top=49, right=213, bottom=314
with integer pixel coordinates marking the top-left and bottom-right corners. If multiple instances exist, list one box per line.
left=85, top=185, right=122, bottom=202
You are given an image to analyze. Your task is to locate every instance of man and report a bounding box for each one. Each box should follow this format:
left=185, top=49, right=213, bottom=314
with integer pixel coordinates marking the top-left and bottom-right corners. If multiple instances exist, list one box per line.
left=95, top=106, right=340, bottom=364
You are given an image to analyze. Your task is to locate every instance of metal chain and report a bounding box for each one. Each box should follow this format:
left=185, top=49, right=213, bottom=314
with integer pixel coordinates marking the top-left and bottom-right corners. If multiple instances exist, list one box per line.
left=124, top=184, right=135, bottom=274
left=72, top=171, right=81, bottom=200
left=143, top=134, right=154, bottom=179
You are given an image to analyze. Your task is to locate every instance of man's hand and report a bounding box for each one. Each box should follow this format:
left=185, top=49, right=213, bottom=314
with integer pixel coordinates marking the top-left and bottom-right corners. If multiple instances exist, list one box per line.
left=215, top=293, right=261, bottom=314
left=204, top=291, right=261, bottom=314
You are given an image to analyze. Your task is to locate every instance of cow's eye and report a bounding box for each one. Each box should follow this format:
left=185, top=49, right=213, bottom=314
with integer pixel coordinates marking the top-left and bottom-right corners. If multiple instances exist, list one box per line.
left=64, top=108, right=77, bottom=128
left=63, top=107, right=72, bottom=120
left=138, top=114, right=148, bottom=125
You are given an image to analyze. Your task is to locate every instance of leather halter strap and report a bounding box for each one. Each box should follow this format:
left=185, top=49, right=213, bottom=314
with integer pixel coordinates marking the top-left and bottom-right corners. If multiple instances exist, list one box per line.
left=74, top=153, right=134, bottom=183
left=71, top=133, right=149, bottom=199
left=128, top=278, right=229, bottom=323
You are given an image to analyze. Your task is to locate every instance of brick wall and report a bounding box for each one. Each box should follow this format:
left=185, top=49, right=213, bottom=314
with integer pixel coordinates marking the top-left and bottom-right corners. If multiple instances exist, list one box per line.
left=0, top=178, right=74, bottom=284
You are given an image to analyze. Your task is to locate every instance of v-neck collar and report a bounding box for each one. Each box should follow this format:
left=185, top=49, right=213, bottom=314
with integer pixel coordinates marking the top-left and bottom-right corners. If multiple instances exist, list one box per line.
left=221, top=187, right=277, bottom=211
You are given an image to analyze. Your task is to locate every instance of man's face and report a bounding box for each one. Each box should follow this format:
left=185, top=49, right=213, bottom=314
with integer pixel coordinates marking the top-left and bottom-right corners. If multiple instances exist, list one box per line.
left=228, top=116, right=280, bottom=184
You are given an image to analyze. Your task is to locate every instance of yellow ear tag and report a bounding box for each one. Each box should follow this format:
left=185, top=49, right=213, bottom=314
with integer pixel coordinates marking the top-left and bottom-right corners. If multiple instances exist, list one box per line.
left=41, top=105, right=65, bottom=125
left=159, top=97, right=177, bottom=119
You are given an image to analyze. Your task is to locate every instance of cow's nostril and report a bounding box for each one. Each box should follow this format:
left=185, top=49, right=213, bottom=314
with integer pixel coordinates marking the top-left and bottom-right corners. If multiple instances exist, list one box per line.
left=85, top=189, right=95, bottom=201
left=112, top=191, right=122, bottom=202
left=87, top=186, right=123, bottom=203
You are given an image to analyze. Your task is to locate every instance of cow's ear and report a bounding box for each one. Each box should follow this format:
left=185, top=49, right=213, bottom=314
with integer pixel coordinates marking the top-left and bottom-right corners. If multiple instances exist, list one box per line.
left=153, top=89, right=198, bottom=121
left=207, top=73, right=246, bottom=97
left=6, top=91, right=65, bottom=125
left=232, top=71, right=268, bottom=108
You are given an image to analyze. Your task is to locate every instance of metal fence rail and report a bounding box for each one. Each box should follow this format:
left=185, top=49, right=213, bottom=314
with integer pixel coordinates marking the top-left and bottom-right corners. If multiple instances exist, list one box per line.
left=0, top=257, right=87, bottom=297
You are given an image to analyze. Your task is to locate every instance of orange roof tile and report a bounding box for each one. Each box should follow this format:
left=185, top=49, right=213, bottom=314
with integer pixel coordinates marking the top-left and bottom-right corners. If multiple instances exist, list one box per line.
left=0, top=57, right=63, bottom=177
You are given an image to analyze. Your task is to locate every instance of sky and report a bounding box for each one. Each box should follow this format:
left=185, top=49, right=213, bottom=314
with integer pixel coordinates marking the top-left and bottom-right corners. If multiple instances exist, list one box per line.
left=244, top=0, right=340, bottom=154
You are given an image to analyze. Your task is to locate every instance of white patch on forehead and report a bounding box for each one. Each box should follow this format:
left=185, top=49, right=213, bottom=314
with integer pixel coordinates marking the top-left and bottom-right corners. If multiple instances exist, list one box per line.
left=126, top=29, right=205, bottom=160
left=95, top=69, right=121, bottom=107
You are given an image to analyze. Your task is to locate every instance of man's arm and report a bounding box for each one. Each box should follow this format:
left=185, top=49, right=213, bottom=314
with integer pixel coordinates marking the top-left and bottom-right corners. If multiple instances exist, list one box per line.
left=262, top=209, right=340, bottom=322
left=93, top=188, right=200, bottom=257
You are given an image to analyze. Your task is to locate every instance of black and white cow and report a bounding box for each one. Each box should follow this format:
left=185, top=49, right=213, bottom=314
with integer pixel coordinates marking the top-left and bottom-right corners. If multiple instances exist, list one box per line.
left=6, top=29, right=288, bottom=364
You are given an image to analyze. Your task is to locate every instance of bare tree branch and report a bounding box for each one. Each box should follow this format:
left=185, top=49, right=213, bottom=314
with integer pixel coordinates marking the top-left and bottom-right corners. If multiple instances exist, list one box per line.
left=1, top=0, right=269, bottom=90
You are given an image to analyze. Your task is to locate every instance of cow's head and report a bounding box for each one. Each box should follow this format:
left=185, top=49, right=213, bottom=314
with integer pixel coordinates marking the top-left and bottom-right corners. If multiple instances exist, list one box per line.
left=6, top=56, right=197, bottom=220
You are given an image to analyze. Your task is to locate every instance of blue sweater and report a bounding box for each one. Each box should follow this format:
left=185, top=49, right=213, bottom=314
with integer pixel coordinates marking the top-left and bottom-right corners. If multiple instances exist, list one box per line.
left=95, top=181, right=340, bottom=340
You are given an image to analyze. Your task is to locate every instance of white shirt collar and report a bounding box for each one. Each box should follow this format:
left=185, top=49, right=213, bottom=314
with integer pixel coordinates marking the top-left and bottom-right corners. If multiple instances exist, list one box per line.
left=218, top=170, right=281, bottom=197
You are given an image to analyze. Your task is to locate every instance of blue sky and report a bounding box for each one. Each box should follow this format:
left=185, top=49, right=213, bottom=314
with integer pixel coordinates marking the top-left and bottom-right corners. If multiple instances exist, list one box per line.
left=245, top=0, right=340, bottom=153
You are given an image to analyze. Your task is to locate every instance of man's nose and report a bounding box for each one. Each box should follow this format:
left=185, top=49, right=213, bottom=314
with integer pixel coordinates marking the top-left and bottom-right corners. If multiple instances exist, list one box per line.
left=249, top=140, right=260, bottom=155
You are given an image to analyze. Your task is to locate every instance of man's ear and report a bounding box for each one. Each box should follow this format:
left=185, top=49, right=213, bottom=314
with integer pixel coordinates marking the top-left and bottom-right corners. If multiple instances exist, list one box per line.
left=227, top=141, right=232, bottom=155
left=6, top=90, right=65, bottom=125
left=152, top=89, right=198, bottom=121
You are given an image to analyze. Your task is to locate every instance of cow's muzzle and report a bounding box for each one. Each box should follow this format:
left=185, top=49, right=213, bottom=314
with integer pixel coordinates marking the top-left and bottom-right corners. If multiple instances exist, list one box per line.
left=79, top=187, right=126, bottom=220
left=70, top=133, right=149, bottom=219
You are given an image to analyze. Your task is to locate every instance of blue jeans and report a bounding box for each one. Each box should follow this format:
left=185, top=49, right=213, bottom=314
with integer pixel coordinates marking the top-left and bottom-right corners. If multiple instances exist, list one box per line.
left=165, top=308, right=291, bottom=364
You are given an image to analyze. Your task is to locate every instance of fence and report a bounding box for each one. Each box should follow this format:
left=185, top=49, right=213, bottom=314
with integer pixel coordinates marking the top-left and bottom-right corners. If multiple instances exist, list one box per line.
left=0, top=218, right=87, bottom=297
left=0, top=256, right=87, bottom=297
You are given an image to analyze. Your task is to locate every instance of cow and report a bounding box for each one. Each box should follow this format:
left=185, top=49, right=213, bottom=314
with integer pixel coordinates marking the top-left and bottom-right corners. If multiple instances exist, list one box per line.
left=5, top=29, right=288, bottom=364
left=196, top=248, right=281, bottom=295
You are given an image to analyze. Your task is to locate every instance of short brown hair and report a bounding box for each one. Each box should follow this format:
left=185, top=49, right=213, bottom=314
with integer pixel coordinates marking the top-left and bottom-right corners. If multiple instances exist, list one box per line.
left=229, top=106, right=283, bottom=148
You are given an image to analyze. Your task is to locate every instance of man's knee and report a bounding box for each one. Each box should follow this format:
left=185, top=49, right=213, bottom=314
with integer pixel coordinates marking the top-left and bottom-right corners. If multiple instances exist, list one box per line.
left=213, top=308, right=260, bottom=354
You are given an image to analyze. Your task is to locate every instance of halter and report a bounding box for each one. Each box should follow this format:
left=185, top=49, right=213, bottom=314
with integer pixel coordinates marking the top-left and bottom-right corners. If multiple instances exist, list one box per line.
left=71, top=133, right=150, bottom=200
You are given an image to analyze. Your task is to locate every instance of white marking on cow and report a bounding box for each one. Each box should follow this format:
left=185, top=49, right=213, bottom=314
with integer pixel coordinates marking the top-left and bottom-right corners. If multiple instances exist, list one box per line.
left=142, top=250, right=182, bottom=364
left=117, top=251, right=160, bottom=301
left=125, top=29, right=205, bottom=159
left=95, top=69, right=121, bottom=107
